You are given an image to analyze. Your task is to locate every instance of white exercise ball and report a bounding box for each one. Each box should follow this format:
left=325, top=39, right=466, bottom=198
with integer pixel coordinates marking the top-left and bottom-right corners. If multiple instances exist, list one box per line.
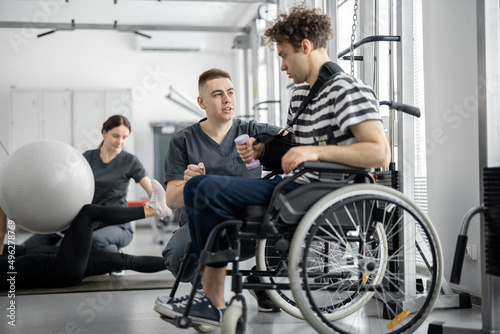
left=0, top=140, right=95, bottom=233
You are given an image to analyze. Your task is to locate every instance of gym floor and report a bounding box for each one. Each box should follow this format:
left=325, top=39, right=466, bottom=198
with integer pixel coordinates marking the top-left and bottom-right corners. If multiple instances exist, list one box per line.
left=0, top=218, right=483, bottom=334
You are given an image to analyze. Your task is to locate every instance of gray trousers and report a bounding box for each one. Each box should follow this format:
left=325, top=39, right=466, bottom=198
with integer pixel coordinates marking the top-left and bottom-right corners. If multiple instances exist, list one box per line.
left=162, top=223, right=198, bottom=283
left=23, top=225, right=133, bottom=253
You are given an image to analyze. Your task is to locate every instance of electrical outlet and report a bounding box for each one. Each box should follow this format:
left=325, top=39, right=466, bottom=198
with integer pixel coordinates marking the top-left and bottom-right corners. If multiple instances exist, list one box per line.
left=465, top=243, right=478, bottom=260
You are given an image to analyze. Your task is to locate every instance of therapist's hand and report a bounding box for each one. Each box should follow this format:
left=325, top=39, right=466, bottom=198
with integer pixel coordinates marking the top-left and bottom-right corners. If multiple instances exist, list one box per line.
left=184, top=162, right=205, bottom=182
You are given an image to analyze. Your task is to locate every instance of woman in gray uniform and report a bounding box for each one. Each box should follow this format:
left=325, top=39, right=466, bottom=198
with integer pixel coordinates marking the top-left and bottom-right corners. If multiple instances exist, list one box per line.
left=24, top=115, right=154, bottom=253
left=83, top=115, right=153, bottom=252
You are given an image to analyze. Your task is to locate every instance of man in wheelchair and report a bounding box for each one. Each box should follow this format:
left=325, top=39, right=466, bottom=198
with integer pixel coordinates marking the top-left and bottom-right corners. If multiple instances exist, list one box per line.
left=157, top=3, right=391, bottom=328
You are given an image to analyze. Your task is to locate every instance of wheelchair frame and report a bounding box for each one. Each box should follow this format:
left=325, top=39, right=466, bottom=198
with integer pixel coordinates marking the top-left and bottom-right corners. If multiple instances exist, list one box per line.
left=161, top=162, right=443, bottom=334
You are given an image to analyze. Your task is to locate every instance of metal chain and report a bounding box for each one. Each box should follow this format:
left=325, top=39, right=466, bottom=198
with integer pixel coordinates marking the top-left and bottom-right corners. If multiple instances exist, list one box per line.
left=349, top=0, right=358, bottom=76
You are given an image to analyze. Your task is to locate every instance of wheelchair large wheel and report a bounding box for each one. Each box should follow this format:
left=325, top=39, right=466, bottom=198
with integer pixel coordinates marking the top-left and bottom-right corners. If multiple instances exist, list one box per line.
left=255, top=238, right=301, bottom=318
left=288, top=184, right=443, bottom=334
left=256, top=221, right=387, bottom=320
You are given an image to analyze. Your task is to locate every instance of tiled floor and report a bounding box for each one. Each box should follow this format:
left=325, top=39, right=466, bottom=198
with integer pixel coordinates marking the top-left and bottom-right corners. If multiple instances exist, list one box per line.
left=0, top=218, right=485, bottom=334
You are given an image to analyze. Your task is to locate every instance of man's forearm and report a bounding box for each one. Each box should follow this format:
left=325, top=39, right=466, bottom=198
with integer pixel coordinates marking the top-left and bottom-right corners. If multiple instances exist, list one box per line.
left=166, top=181, right=186, bottom=209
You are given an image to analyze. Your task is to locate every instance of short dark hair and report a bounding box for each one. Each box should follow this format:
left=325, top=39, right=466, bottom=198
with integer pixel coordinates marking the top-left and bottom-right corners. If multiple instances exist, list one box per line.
left=198, top=68, right=232, bottom=93
left=99, top=115, right=131, bottom=147
left=264, top=4, right=333, bottom=51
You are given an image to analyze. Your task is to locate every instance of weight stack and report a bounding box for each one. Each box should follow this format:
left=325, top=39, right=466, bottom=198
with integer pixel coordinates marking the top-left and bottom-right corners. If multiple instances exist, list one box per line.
left=484, top=167, right=500, bottom=277
left=373, top=170, right=399, bottom=190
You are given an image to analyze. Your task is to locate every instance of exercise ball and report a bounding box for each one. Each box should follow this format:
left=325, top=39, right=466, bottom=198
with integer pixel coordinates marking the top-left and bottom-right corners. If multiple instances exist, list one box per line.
left=0, top=140, right=94, bottom=233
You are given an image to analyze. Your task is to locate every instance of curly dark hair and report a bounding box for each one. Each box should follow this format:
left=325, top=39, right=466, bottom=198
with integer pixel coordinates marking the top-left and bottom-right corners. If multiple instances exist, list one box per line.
left=264, top=3, right=333, bottom=51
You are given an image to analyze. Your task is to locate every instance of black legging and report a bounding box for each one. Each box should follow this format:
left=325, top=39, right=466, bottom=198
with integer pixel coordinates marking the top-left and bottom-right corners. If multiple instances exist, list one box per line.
left=3, top=245, right=165, bottom=278
left=1, top=204, right=165, bottom=290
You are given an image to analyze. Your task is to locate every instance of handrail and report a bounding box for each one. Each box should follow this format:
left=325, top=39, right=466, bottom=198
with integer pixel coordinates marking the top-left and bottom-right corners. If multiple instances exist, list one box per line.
left=379, top=101, right=421, bottom=118
left=337, top=35, right=401, bottom=59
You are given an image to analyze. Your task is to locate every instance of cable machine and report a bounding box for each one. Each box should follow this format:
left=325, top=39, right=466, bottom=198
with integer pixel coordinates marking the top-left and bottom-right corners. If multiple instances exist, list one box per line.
left=335, top=0, right=471, bottom=314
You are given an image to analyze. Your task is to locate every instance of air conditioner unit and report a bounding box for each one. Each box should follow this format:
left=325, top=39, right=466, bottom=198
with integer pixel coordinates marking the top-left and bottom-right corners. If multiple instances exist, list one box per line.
left=135, top=31, right=206, bottom=52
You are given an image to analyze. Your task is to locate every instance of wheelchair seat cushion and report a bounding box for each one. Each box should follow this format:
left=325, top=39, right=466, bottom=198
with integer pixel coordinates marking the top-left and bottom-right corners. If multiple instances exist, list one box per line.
left=275, top=182, right=345, bottom=225
left=239, top=205, right=268, bottom=222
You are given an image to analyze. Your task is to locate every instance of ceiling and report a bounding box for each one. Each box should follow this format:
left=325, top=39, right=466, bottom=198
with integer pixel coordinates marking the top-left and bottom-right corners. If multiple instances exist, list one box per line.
left=0, top=0, right=275, bottom=34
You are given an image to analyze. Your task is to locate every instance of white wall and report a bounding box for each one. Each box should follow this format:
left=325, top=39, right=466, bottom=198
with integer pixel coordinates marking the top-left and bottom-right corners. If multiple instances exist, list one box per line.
left=423, top=0, right=482, bottom=294
left=0, top=28, right=243, bottom=192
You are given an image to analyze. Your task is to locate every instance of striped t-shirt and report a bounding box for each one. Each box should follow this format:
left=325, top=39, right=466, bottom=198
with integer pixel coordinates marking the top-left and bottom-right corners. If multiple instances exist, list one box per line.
left=287, top=72, right=381, bottom=146
left=285, top=70, right=381, bottom=182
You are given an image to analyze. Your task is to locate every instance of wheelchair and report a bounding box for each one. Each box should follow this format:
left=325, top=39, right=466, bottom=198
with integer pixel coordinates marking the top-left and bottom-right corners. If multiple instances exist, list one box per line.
left=162, top=161, right=443, bottom=334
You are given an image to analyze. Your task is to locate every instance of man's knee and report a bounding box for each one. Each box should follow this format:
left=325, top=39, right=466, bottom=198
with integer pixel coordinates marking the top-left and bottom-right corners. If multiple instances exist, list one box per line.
left=162, top=241, right=181, bottom=275
left=164, top=248, right=197, bottom=283
left=184, top=174, right=208, bottom=198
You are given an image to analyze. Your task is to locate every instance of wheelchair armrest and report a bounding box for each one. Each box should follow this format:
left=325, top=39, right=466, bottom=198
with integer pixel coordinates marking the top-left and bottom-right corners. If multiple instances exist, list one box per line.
left=262, top=161, right=374, bottom=227
left=297, top=161, right=371, bottom=174
left=262, top=161, right=370, bottom=177
left=262, top=170, right=282, bottom=180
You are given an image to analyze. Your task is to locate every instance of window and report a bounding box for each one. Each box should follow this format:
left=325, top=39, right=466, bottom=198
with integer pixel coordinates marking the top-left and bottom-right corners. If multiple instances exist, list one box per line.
left=413, top=0, right=428, bottom=213
left=336, top=0, right=428, bottom=209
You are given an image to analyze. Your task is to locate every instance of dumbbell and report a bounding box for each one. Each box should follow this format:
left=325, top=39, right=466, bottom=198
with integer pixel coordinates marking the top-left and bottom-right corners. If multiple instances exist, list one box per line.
left=234, top=134, right=260, bottom=169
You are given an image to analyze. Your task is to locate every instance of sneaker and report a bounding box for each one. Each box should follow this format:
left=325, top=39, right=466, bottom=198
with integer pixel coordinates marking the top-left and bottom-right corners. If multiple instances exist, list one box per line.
left=192, top=324, right=217, bottom=333
left=155, top=290, right=206, bottom=307
left=146, top=179, right=171, bottom=219
left=155, top=292, right=217, bottom=332
left=154, top=292, right=223, bottom=327
left=245, top=275, right=281, bottom=312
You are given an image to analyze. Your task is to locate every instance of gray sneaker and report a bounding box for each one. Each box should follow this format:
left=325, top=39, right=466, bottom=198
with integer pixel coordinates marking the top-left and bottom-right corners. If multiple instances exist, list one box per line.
left=155, top=292, right=224, bottom=327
